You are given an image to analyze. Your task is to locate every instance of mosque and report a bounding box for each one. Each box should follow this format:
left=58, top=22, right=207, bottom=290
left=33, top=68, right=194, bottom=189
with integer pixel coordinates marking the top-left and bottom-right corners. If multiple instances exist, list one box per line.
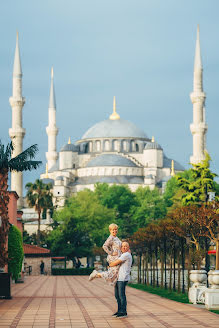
left=9, top=26, right=207, bottom=209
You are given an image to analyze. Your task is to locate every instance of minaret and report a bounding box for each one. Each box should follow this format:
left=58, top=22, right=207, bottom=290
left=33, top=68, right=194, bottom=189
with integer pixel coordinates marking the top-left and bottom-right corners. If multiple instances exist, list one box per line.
left=9, top=32, right=26, bottom=208
left=46, top=67, right=58, bottom=170
left=190, top=25, right=208, bottom=164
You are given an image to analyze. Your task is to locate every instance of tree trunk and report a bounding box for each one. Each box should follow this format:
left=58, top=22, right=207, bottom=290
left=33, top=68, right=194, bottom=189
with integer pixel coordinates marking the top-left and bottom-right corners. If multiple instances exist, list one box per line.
left=152, top=251, right=155, bottom=287
left=0, top=169, right=10, bottom=268
left=161, top=249, right=164, bottom=288
left=187, top=246, right=191, bottom=292
left=169, top=251, right=173, bottom=290
left=37, top=210, right=41, bottom=246
left=146, top=252, right=149, bottom=285
left=177, top=249, right=181, bottom=293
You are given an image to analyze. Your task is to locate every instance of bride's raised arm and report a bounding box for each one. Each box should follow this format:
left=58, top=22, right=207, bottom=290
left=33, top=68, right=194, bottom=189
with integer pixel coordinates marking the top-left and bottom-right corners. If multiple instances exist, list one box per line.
left=102, top=235, right=113, bottom=255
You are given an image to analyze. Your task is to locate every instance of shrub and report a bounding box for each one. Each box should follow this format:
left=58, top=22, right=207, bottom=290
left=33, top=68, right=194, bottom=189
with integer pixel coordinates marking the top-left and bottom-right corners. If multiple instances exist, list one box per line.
left=52, top=268, right=94, bottom=275
left=8, top=225, right=24, bottom=281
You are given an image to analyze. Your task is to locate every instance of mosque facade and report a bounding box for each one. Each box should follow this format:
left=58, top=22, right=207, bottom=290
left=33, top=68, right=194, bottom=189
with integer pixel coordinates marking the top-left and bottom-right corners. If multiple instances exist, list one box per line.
left=9, top=27, right=207, bottom=208
left=40, top=93, right=184, bottom=207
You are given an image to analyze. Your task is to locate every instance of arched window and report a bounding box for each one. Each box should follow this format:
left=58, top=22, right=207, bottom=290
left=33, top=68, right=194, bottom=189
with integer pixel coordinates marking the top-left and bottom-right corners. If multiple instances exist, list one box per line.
left=131, top=140, right=135, bottom=151
left=105, top=140, right=110, bottom=151
left=96, top=140, right=101, bottom=152
left=136, top=143, right=139, bottom=152
left=84, top=143, right=89, bottom=153
left=122, top=140, right=127, bottom=151
left=113, top=140, right=119, bottom=151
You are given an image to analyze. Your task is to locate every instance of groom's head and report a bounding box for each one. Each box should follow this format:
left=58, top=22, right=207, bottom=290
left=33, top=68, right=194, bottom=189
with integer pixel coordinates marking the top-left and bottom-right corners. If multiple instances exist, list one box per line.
left=121, top=242, right=130, bottom=253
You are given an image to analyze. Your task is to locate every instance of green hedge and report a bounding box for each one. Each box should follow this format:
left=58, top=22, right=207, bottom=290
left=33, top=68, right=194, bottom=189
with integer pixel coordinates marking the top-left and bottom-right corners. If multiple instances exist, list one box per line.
left=8, top=225, right=24, bottom=281
left=52, top=268, right=94, bottom=275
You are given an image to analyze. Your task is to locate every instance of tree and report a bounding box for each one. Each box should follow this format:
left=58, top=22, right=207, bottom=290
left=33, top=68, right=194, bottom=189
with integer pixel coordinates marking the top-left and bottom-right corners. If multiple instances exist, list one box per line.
left=8, top=225, right=24, bottom=281
left=167, top=204, right=219, bottom=269
left=47, top=189, right=115, bottom=260
left=94, top=183, right=137, bottom=238
left=132, top=187, right=167, bottom=228
left=176, top=152, right=217, bottom=205
left=0, top=141, right=41, bottom=266
left=26, top=179, right=53, bottom=246
left=23, top=229, right=49, bottom=247
left=163, top=170, right=194, bottom=210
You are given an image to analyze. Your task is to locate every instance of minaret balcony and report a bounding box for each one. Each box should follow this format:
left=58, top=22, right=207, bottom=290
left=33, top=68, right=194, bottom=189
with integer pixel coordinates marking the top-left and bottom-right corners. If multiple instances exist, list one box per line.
left=190, top=92, right=206, bottom=104
left=190, top=123, right=207, bottom=135
left=9, top=97, right=25, bottom=107
left=9, top=127, right=26, bottom=138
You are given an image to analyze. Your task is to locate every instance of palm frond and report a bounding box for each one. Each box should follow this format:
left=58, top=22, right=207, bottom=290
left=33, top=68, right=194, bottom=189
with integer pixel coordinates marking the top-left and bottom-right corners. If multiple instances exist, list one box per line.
left=12, top=144, right=39, bottom=162
left=8, top=144, right=41, bottom=172
left=0, top=141, right=41, bottom=172
left=5, top=141, right=14, bottom=162
left=8, top=160, right=42, bottom=172
left=0, top=141, right=13, bottom=170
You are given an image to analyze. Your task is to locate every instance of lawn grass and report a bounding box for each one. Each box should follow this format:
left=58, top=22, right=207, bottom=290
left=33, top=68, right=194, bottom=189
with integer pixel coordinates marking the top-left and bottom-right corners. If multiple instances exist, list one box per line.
left=128, top=283, right=189, bottom=303
left=210, top=310, right=219, bottom=315
left=129, top=283, right=219, bottom=316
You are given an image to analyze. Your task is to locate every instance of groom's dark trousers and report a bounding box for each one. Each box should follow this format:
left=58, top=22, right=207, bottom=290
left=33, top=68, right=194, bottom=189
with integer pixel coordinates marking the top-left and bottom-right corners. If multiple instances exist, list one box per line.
left=114, top=281, right=128, bottom=314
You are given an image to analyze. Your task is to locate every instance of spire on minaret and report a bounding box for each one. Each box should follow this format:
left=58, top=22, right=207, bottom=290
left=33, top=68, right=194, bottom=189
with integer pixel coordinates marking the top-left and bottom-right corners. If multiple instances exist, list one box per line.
left=49, top=67, right=56, bottom=108
left=9, top=32, right=26, bottom=208
left=109, top=96, right=120, bottom=120
left=46, top=67, right=58, bottom=170
left=68, top=137, right=71, bottom=144
left=193, top=25, right=203, bottom=92
left=190, top=25, right=208, bottom=164
left=45, top=163, right=49, bottom=178
left=13, top=31, right=22, bottom=77
left=151, top=136, right=155, bottom=142
left=194, top=25, right=202, bottom=69
left=171, top=160, right=175, bottom=176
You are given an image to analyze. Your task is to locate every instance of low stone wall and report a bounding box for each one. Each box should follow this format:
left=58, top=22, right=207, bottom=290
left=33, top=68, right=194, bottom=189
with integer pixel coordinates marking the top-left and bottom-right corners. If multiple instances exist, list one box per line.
left=24, top=256, right=51, bottom=275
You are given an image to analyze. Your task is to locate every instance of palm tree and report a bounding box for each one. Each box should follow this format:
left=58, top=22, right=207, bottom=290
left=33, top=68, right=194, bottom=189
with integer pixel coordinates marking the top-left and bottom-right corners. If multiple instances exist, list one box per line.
left=0, top=140, right=41, bottom=267
left=26, top=179, right=53, bottom=246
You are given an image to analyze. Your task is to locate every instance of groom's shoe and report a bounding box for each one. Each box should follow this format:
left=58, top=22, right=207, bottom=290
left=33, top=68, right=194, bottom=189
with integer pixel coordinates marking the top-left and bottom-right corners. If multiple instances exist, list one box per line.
left=116, top=312, right=127, bottom=318
left=88, top=270, right=98, bottom=281
left=112, top=312, right=118, bottom=317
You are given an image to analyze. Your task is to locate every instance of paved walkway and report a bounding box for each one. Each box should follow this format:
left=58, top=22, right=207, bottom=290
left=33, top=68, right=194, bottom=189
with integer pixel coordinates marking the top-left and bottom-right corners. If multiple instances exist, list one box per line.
left=0, top=276, right=219, bottom=327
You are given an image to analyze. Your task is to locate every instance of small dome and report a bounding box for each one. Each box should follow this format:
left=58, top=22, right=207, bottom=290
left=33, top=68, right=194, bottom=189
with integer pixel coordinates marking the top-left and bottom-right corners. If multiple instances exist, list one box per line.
left=41, top=178, right=54, bottom=185
left=163, top=155, right=185, bottom=171
left=144, top=142, right=162, bottom=150
left=82, top=119, right=148, bottom=139
left=60, top=144, right=79, bottom=152
left=86, top=154, right=137, bottom=167
left=56, top=176, right=64, bottom=181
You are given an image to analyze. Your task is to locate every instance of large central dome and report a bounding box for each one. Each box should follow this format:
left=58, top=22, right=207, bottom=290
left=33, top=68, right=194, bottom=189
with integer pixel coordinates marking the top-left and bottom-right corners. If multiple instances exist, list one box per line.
left=82, top=118, right=148, bottom=140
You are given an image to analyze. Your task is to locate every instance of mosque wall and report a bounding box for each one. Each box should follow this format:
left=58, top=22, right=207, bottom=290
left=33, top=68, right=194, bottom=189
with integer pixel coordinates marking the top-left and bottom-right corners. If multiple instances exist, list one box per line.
left=59, top=151, right=72, bottom=170
left=77, top=166, right=143, bottom=178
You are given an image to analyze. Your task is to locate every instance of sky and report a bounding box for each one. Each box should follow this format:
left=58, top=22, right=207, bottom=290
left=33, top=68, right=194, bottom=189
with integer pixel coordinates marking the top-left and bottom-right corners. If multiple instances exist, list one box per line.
left=1, top=1, right=219, bottom=192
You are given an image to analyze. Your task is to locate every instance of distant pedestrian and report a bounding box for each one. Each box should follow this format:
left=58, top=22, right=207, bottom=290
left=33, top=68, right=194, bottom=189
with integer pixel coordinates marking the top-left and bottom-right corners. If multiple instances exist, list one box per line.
left=76, top=258, right=81, bottom=268
left=40, top=260, right=45, bottom=274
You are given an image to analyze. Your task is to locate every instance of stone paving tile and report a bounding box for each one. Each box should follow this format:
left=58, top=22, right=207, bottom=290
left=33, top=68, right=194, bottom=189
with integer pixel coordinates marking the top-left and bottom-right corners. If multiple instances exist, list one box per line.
left=0, top=276, right=218, bottom=327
